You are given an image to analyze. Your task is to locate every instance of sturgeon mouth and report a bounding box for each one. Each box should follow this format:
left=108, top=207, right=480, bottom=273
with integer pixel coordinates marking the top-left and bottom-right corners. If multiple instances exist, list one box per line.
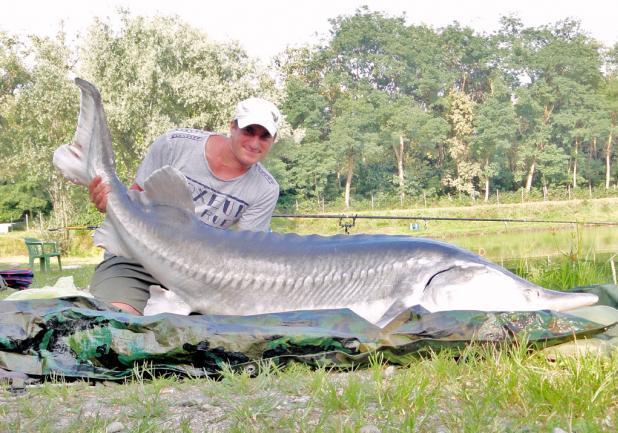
left=540, top=288, right=599, bottom=312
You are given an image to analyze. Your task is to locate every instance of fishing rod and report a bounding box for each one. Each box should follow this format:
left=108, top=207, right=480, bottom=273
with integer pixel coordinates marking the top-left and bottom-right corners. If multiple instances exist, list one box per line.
left=47, top=225, right=99, bottom=232
left=272, top=213, right=618, bottom=225
left=271, top=213, right=618, bottom=234
left=44, top=214, right=618, bottom=234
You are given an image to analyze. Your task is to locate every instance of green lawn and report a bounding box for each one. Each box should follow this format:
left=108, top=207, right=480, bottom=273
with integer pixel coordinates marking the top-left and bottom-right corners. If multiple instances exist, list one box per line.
left=1, top=342, right=616, bottom=432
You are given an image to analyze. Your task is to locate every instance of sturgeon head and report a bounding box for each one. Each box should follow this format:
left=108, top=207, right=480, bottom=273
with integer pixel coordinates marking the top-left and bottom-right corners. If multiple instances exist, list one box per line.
left=418, top=261, right=599, bottom=313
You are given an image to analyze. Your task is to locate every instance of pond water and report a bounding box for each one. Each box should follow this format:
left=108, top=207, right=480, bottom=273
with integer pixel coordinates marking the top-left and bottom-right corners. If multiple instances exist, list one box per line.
left=443, top=225, right=618, bottom=262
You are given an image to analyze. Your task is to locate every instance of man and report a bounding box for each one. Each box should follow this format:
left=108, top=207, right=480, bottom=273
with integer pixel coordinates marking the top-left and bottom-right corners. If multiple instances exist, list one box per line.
left=88, top=97, right=281, bottom=315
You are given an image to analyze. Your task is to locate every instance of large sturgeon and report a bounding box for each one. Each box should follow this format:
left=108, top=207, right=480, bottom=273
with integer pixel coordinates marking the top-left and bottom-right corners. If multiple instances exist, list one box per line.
left=53, top=79, right=598, bottom=327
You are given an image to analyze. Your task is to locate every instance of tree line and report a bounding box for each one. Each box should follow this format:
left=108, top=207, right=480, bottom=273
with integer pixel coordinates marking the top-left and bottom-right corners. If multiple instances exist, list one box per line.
left=1, top=7, right=617, bottom=226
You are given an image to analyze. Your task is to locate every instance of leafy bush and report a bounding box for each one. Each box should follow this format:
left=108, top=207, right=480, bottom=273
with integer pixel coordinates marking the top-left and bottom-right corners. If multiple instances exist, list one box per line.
left=0, top=181, right=50, bottom=222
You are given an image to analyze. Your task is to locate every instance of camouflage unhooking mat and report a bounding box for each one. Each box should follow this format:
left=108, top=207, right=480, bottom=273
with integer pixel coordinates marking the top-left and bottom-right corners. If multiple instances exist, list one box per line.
left=0, top=285, right=617, bottom=382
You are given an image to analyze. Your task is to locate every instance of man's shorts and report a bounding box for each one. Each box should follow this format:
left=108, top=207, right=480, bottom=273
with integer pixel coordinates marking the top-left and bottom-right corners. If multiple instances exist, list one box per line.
left=89, top=255, right=162, bottom=313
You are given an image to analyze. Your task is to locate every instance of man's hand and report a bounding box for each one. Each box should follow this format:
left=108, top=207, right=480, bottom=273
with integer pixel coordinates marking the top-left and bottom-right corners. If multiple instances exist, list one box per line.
left=89, top=176, right=110, bottom=213
left=89, top=176, right=143, bottom=213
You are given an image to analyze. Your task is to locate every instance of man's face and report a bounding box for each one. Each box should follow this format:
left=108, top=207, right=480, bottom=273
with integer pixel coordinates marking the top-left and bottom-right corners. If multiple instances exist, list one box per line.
left=229, top=121, right=275, bottom=167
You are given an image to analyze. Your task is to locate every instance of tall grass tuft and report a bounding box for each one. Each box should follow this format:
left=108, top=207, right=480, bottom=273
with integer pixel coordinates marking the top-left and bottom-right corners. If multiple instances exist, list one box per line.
left=512, top=252, right=614, bottom=291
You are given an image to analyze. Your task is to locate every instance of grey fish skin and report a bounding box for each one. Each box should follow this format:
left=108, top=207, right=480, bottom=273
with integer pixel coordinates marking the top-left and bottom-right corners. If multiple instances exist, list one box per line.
left=53, top=79, right=599, bottom=327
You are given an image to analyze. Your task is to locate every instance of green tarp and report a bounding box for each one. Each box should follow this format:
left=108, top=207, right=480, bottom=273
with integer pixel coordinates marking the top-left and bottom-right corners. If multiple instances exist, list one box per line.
left=1, top=285, right=616, bottom=381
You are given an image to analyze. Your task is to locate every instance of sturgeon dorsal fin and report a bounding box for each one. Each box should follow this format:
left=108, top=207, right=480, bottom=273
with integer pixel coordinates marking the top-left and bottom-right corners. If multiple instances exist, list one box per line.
left=141, top=166, right=195, bottom=212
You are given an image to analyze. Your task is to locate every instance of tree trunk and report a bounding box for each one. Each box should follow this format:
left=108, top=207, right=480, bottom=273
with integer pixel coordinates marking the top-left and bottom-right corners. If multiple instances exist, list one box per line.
left=313, top=175, right=319, bottom=205
left=572, top=138, right=579, bottom=189
left=606, top=130, right=614, bottom=189
left=48, top=177, right=74, bottom=252
left=525, top=158, right=536, bottom=193
left=587, top=137, right=596, bottom=189
left=542, top=183, right=548, bottom=201
left=483, top=157, right=490, bottom=202
left=344, top=154, right=354, bottom=209
left=591, top=136, right=597, bottom=158
left=394, top=135, right=405, bottom=203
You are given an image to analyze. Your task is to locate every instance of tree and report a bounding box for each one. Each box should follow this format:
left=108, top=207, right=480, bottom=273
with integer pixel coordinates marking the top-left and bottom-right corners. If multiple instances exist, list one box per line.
left=552, top=87, right=598, bottom=188
left=382, top=98, right=450, bottom=202
left=0, top=32, right=30, bottom=178
left=328, top=9, right=457, bottom=204
left=439, top=23, right=495, bottom=100
left=504, top=19, right=603, bottom=192
left=0, top=32, right=30, bottom=133
left=601, top=43, right=618, bottom=188
left=0, top=180, right=49, bottom=222
left=277, top=52, right=337, bottom=203
left=2, top=32, right=79, bottom=227
left=471, top=76, right=517, bottom=201
left=443, top=90, right=480, bottom=197
left=328, top=90, right=380, bottom=208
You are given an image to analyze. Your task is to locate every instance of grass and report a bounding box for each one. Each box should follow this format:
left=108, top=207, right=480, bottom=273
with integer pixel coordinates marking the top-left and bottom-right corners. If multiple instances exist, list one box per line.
left=0, top=260, right=97, bottom=292
left=0, top=229, right=101, bottom=292
left=514, top=255, right=616, bottom=289
left=1, top=346, right=616, bottom=432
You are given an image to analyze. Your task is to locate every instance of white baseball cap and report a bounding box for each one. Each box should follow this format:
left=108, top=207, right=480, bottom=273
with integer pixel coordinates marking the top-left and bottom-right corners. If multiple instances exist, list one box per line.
left=234, top=97, right=281, bottom=137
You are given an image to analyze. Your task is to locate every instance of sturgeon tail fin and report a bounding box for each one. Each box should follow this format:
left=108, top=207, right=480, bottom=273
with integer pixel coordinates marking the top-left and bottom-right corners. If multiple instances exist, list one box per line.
left=53, top=78, right=115, bottom=186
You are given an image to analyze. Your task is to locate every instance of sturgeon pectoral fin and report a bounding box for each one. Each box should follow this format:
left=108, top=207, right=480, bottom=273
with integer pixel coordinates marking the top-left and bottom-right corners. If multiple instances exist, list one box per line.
left=376, top=302, right=431, bottom=331
left=143, top=285, right=193, bottom=316
left=92, top=218, right=134, bottom=259
left=374, top=300, right=410, bottom=329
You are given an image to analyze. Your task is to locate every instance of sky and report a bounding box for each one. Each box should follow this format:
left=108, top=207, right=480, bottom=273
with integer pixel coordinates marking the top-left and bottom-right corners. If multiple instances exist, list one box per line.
left=3, top=0, right=617, bottom=62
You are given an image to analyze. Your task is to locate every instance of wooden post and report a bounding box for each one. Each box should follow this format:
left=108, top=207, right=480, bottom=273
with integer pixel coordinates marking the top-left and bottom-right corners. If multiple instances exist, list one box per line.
left=423, top=191, right=427, bottom=208
left=496, top=189, right=499, bottom=204
left=25, top=213, right=29, bottom=231
left=611, top=255, right=617, bottom=285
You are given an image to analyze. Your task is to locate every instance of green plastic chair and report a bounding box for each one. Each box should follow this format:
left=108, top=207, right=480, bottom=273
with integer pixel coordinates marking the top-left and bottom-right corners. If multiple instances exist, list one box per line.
left=24, top=237, right=62, bottom=272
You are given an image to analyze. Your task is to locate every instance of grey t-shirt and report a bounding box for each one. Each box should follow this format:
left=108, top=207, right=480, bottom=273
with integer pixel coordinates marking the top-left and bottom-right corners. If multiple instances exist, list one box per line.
left=134, top=128, right=279, bottom=232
